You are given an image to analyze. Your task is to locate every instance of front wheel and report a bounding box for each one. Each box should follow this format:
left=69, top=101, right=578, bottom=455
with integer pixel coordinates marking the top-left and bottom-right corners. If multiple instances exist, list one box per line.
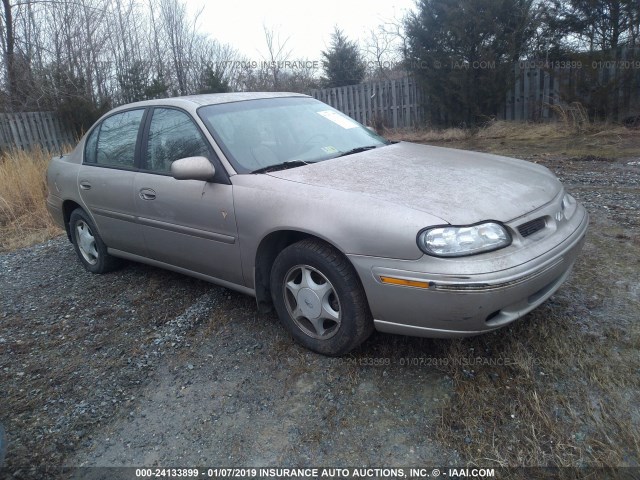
left=270, top=239, right=373, bottom=356
left=69, top=209, right=120, bottom=273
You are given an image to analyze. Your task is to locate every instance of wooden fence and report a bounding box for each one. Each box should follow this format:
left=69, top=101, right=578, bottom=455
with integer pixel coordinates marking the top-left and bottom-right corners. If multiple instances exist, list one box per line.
left=502, top=65, right=561, bottom=121
left=312, top=77, right=425, bottom=128
left=0, top=111, right=75, bottom=151
left=502, top=64, right=640, bottom=121
left=313, top=65, right=640, bottom=126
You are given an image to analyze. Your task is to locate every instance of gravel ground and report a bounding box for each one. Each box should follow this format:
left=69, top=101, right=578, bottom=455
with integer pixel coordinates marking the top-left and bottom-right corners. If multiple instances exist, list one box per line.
left=0, top=228, right=457, bottom=477
left=546, top=155, right=640, bottom=228
left=1, top=152, right=639, bottom=478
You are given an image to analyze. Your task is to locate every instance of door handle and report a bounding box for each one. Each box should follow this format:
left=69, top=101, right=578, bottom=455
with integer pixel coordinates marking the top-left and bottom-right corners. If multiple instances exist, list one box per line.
left=139, top=188, right=156, bottom=200
left=79, top=182, right=92, bottom=190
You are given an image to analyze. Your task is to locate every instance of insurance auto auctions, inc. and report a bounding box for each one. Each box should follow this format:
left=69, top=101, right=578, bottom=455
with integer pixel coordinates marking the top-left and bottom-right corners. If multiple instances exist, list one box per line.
left=255, top=468, right=495, bottom=478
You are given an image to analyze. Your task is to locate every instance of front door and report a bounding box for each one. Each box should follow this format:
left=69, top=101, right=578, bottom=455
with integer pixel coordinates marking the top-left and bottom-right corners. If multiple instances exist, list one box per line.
left=134, top=107, right=243, bottom=285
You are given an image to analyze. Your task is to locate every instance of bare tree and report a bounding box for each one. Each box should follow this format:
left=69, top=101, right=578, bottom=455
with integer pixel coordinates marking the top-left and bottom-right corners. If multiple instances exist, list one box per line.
left=1, top=0, right=17, bottom=106
left=154, top=0, right=204, bottom=95
left=363, top=25, right=405, bottom=80
left=0, top=0, right=315, bottom=118
left=261, top=24, right=292, bottom=90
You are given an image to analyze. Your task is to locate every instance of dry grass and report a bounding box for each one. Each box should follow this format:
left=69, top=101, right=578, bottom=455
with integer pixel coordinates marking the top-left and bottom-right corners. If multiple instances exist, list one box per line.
left=476, top=120, right=570, bottom=140
left=387, top=118, right=639, bottom=160
left=387, top=101, right=638, bottom=151
left=0, top=147, right=67, bottom=251
left=433, top=318, right=638, bottom=466
left=385, top=126, right=471, bottom=143
left=477, top=118, right=639, bottom=141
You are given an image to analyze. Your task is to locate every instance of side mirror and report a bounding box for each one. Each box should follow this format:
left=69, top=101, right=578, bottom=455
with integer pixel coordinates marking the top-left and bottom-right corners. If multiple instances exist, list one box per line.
left=171, top=156, right=216, bottom=181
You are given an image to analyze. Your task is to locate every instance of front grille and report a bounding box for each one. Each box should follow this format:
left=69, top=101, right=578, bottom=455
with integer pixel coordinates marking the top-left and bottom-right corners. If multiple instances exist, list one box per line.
left=518, top=217, right=546, bottom=237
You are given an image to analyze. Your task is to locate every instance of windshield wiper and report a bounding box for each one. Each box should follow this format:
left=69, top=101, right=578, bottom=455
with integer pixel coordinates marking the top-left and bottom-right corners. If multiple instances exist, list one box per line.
left=336, top=145, right=379, bottom=158
left=252, top=160, right=309, bottom=174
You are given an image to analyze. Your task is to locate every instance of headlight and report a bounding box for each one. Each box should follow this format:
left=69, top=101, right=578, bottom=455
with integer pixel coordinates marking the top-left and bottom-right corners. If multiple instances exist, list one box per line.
left=417, top=222, right=512, bottom=257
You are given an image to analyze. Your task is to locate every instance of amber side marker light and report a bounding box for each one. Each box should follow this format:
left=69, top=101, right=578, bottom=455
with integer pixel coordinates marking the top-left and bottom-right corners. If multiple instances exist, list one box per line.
left=379, top=276, right=431, bottom=289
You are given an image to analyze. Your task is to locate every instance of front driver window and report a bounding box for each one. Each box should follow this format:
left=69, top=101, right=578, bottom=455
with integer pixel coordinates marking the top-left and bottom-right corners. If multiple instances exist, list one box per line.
left=145, top=108, right=211, bottom=173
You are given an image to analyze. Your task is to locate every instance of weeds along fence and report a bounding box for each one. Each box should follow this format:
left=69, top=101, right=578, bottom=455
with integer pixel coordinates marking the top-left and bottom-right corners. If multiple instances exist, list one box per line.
left=503, top=61, right=640, bottom=122
left=0, top=112, right=74, bottom=152
left=311, top=77, right=426, bottom=129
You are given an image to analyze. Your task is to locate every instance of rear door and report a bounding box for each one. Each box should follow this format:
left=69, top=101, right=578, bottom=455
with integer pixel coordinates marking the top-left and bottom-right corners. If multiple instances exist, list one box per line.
left=78, top=108, right=147, bottom=256
left=134, top=107, right=243, bottom=285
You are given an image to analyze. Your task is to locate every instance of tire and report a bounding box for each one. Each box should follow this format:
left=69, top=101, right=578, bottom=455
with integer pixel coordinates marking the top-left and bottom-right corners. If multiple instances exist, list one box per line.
left=270, top=238, right=373, bottom=356
left=69, top=209, right=120, bottom=274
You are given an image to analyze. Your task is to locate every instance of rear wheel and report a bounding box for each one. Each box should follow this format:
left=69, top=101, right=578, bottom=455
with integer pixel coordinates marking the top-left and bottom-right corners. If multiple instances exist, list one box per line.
left=69, top=209, right=120, bottom=273
left=270, top=239, right=373, bottom=356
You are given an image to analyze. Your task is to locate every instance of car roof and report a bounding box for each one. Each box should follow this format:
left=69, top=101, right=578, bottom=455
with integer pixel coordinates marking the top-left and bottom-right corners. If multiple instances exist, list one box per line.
left=110, top=92, right=311, bottom=113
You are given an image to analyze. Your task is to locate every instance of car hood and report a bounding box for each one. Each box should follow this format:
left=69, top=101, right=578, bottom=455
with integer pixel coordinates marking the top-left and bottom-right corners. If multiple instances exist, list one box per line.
left=268, top=142, right=562, bottom=225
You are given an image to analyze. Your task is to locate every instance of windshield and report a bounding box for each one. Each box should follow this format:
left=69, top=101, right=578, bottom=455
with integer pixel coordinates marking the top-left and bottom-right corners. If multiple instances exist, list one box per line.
left=198, top=97, right=389, bottom=173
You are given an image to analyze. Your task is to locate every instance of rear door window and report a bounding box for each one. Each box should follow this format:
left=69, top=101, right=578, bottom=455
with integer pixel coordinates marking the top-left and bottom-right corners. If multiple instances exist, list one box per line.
left=85, top=109, right=145, bottom=169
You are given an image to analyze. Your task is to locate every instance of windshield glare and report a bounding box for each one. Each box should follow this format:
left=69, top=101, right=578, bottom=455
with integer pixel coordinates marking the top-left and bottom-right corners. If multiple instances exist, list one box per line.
left=198, top=97, right=388, bottom=173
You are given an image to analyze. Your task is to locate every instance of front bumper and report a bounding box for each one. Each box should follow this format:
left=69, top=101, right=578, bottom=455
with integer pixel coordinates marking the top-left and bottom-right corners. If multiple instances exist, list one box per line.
left=348, top=204, right=589, bottom=338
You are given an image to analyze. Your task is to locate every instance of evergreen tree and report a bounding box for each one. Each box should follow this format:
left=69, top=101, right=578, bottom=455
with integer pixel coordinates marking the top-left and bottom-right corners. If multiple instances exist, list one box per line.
left=45, top=64, right=111, bottom=136
left=561, top=0, right=638, bottom=53
left=198, top=64, right=230, bottom=94
left=144, top=74, right=169, bottom=100
left=405, top=0, right=537, bottom=126
left=322, top=27, right=366, bottom=87
left=554, top=0, right=640, bottom=120
left=118, top=61, right=149, bottom=104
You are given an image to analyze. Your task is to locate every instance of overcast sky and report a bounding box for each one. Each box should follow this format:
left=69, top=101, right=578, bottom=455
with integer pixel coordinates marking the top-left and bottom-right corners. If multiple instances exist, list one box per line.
left=187, top=0, right=416, bottom=61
